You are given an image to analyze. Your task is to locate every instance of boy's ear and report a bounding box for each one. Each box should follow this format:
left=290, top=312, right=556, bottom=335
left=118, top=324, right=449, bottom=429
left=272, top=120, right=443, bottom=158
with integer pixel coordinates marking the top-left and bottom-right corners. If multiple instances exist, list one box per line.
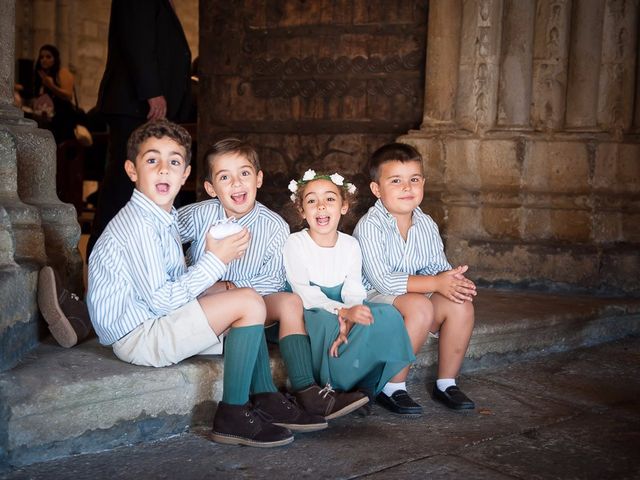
left=370, top=181, right=381, bottom=198
left=124, top=159, right=137, bottom=183
left=204, top=180, right=217, bottom=198
left=256, top=170, right=264, bottom=189
left=181, top=165, right=191, bottom=185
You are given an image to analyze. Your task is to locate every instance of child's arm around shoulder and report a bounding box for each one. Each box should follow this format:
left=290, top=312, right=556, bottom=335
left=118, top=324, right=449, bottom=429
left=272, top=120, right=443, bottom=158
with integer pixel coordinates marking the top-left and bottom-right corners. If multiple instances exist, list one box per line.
left=177, top=199, right=220, bottom=245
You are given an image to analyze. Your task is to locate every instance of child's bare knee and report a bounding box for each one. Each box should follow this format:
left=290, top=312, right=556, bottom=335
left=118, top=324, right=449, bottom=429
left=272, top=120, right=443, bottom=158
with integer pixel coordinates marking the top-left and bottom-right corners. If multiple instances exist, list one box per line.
left=284, top=292, right=303, bottom=311
left=238, top=288, right=267, bottom=318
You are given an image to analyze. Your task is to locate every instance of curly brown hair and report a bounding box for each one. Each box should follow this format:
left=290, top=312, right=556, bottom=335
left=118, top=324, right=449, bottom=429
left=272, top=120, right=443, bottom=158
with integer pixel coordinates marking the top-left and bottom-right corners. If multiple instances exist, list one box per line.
left=127, top=119, right=192, bottom=166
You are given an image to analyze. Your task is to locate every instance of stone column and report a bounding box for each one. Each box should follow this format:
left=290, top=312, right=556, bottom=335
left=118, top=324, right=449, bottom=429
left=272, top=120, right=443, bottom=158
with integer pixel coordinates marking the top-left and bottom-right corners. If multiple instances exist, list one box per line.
left=456, top=0, right=503, bottom=133
left=405, top=0, right=640, bottom=296
left=635, top=21, right=640, bottom=132
left=0, top=0, right=82, bottom=371
left=530, top=0, right=571, bottom=132
left=421, top=0, right=462, bottom=129
left=496, top=0, right=535, bottom=129
left=565, top=0, right=605, bottom=130
left=597, top=0, right=639, bottom=136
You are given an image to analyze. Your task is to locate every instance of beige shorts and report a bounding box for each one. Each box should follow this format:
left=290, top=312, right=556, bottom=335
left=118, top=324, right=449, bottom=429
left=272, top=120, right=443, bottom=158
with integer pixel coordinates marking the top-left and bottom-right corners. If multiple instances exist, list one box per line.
left=113, top=300, right=222, bottom=367
left=366, top=289, right=434, bottom=304
left=366, top=289, right=439, bottom=338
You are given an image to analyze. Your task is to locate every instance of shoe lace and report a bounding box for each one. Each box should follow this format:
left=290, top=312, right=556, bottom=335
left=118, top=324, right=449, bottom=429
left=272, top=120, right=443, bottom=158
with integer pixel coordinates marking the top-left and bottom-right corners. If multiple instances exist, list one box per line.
left=70, top=293, right=80, bottom=301
left=244, top=407, right=273, bottom=424
left=318, top=383, right=335, bottom=399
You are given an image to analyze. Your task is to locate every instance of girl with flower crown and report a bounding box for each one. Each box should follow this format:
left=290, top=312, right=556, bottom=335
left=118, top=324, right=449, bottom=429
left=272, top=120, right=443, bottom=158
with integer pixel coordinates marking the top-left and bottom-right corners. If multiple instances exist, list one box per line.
left=283, top=170, right=415, bottom=402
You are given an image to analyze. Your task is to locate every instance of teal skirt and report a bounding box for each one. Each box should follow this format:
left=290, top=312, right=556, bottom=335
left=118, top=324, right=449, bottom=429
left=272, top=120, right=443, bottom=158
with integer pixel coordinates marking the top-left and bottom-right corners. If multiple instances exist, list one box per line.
left=302, top=283, right=415, bottom=395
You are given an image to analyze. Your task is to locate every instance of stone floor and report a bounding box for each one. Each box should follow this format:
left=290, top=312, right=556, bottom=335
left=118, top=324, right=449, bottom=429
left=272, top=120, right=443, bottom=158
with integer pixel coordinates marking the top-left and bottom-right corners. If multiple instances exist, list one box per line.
left=2, top=336, right=638, bottom=480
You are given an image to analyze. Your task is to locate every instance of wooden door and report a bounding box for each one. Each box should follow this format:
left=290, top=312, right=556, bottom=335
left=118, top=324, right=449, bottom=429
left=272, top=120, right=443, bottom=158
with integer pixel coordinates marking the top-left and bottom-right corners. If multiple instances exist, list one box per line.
left=200, top=0, right=428, bottom=230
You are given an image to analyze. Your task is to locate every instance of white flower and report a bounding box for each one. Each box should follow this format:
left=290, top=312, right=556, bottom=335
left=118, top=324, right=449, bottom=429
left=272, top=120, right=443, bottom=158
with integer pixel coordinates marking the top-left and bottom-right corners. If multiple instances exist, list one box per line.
left=288, top=179, right=298, bottom=193
left=302, top=169, right=316, bottom=181
left=329, top=173, right=344, bottom=186
left=346, top=183, right=357, bottom=194
left=290, top=193, right=297, bottom=202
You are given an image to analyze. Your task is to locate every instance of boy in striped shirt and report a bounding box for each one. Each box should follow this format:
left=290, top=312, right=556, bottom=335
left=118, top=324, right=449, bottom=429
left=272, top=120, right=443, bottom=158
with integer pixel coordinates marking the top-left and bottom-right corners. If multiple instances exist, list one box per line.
left=354, top=143, right=477, bottom=415
left=178, top=139, right=368, bottom=421
left=88, top=120, right=306, bottom=448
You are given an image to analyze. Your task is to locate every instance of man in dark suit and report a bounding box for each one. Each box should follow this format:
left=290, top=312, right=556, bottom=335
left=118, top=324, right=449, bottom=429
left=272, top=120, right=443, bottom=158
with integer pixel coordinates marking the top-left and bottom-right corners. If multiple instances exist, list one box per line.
left=88, top=0, right=192, bottom=257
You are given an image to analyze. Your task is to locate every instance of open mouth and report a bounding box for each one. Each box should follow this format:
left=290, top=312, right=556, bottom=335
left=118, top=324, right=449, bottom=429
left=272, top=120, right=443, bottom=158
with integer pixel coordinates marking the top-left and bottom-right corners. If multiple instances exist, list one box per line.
left=230, top=192, right=247, bottom=204
left=315, top=215, right=330, bottom=226
left=156, top=183, right=170, bottom=194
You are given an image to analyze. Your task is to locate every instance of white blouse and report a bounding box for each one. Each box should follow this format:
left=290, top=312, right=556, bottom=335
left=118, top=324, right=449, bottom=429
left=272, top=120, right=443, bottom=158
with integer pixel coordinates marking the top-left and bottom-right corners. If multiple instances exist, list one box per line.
left=283, top=230, right=367, bottom=314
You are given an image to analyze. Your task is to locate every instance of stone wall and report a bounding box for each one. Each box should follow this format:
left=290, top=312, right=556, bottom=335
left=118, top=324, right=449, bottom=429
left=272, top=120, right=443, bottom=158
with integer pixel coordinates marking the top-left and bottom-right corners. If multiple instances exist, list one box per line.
left=404, top=0, right=640, bottom=296
left=1, top=1, right=82, bottom=371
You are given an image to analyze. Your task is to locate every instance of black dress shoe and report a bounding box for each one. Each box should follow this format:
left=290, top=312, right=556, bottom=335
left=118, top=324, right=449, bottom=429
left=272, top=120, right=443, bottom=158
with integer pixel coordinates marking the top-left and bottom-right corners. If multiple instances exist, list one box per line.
left=376, top=390, right=423, bottom=416
left=432, top=385, right=475, bottom=410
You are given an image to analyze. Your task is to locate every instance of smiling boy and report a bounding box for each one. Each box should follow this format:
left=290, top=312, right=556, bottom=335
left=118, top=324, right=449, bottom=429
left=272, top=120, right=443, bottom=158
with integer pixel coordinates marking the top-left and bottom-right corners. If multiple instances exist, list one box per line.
left=354, top=143, right=477, bottom=415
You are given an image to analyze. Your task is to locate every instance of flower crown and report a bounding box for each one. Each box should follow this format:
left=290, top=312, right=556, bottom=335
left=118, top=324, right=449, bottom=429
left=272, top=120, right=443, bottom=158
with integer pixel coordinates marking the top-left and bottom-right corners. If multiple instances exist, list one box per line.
left=288, top=169, right=357, bottom=202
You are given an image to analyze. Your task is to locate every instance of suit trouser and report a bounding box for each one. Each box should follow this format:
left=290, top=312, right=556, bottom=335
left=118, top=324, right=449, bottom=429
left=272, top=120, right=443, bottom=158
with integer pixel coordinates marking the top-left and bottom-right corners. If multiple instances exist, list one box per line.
left=87, top=115, right=144, bottom=259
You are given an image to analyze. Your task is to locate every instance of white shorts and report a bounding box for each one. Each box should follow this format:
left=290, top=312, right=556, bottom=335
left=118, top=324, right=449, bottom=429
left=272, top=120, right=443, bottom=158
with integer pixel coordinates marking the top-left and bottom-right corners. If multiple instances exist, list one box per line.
left=113, top=300, right=222, bottom=367
left=366, top=289, right=439, bottom=338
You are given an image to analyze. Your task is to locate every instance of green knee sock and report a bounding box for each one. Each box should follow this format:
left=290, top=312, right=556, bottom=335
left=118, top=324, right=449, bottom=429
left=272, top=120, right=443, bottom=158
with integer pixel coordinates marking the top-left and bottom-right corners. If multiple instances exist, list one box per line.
left=250, top=331, right=278, bottom=394
left=279, top=334, right=316, bottom=391
left=222, top=324, right=263, bottom=405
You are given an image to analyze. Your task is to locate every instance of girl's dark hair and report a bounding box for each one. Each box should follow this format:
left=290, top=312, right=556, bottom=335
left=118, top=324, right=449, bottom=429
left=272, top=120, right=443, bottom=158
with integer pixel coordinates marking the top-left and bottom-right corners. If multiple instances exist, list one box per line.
left=34, top=44, right=62, bottom=93
left=368, top=142, right=423, bottom=182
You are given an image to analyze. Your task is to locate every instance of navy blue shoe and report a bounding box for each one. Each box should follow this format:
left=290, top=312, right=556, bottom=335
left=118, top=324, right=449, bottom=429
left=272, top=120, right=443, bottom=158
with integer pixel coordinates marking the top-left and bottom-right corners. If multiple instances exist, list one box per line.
left=376, top=390, right=423, bottom=416
left=432, top=385, right=475, bottom=410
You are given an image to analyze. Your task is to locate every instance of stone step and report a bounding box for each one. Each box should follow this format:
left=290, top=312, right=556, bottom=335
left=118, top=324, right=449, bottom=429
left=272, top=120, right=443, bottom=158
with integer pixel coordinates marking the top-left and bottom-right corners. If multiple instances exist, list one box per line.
left=1, top=288, right=639, bottom=469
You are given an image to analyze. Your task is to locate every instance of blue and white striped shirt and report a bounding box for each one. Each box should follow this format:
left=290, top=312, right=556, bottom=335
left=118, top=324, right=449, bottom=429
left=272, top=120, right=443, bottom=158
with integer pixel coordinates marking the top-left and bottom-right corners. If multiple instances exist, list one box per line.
left=178, top=199, right=290, bottom=295
left=353, top=199, right=452, bottom=295
left=87, top=189, right=226, bottom=345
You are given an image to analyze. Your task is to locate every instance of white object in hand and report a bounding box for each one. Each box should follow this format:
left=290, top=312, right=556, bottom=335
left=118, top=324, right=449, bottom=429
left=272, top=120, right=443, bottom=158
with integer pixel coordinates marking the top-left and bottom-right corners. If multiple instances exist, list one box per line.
left=208, top=218, right=243, bottom=239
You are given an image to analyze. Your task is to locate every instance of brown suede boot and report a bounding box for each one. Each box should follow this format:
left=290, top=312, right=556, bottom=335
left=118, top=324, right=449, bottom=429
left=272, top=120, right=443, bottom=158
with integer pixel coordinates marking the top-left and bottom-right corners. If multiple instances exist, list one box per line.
left=294, top=384, right=369, bottom=420
left=211, top=401, right=294, bottom=448
left=251, top=391, right=328, bottom=433
left=37, top=266, right=93, bottom=348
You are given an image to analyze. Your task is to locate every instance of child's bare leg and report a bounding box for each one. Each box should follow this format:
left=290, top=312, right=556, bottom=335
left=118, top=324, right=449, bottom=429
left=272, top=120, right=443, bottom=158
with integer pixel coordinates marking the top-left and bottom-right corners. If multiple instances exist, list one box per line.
left=375, top=292, right=432, bottom=415
left=388, top=293, right=434, bottom=382
left=430, top=293, right=475, bottom=409
left=263, top=292, right=306, bottom=338
left=198, top=287, right=266, bottom=335
left=430, top=293, right=474, bottom=379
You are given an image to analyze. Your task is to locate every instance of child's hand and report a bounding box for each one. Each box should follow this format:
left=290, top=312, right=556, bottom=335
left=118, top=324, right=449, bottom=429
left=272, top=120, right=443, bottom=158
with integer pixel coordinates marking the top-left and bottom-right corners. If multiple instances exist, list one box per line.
left=435, top=265, right=477, bottom=304
left=201, top=281, right=236, bottom=296
left=338, top=305, right=374, bottom=325
left=329, top=315, right=352, bottom=357
left=205, top=228, right=250, bottom=265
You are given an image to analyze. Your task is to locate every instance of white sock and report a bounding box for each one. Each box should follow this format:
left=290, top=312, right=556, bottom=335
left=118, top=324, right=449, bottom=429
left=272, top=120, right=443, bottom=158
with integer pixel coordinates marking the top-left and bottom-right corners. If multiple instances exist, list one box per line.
left=382, top=381, right=406, bottom=396
left=436, top=378, right=456, bottom=392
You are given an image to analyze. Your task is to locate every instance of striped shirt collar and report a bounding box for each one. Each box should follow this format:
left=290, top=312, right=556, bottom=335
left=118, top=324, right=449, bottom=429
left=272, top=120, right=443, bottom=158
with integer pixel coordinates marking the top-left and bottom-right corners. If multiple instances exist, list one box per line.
left=130, top=188, right=178, bottom=227
left=228, top=201, right=261, bottom=228
left=373, top=199, right=423, bottom=226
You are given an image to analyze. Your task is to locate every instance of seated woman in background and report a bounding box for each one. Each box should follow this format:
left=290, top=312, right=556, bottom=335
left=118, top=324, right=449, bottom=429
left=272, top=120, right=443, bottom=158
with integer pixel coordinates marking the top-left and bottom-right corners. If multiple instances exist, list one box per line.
left=32, top=44, right=76, bottom=144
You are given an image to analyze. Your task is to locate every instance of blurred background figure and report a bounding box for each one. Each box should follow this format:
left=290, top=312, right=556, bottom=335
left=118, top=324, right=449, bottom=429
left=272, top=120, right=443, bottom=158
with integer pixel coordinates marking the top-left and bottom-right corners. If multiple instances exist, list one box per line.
left=86, top=0, right=192, bottom=258
left=31, top=44, right=77, bottom=144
